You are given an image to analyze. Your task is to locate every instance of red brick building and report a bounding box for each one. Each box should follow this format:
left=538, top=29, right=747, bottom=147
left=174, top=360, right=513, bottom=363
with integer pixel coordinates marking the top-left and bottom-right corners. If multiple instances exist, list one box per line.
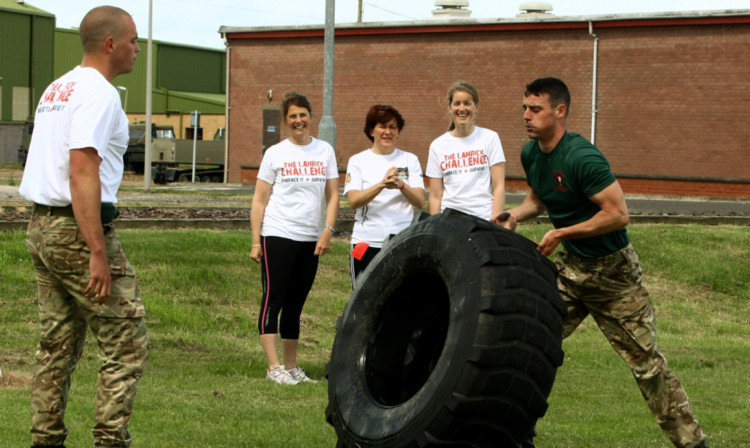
left=221, top=10, right=750, bottom=197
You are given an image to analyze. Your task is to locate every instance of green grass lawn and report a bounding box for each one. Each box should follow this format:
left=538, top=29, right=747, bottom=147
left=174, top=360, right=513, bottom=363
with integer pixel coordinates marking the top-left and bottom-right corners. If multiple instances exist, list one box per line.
left=1, top=224, right=748, bottom=447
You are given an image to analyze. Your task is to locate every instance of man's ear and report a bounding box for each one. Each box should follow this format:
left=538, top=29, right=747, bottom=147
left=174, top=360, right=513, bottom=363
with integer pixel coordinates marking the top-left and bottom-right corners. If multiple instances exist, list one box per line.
left=555, top=103, right=567, bottom=119
left=103, top=35, right=116, bottom=54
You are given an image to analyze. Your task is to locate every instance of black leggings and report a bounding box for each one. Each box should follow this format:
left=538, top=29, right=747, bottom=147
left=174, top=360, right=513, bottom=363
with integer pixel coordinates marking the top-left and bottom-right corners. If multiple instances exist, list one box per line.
left=349, top=244, right=381, bottom=288
left=258, top=236, right=319, bottom=339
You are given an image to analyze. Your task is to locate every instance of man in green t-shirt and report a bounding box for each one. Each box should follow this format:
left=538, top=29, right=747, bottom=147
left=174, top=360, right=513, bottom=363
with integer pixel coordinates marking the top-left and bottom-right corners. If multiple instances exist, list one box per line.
left=495, top=78, right=708, bottom=448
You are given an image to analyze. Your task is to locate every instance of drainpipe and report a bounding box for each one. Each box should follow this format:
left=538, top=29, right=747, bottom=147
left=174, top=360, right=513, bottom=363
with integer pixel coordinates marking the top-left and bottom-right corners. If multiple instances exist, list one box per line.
left=588, top=21, right=599, bottom=145
left=223, top=36, right=230, bottom=184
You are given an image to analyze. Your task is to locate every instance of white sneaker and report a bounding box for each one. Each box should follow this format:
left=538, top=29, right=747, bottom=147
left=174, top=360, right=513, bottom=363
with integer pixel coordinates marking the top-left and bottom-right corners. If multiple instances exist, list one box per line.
left=266, top=365, right=299, bottom=385
left=287, top=366, right=318, bottom=383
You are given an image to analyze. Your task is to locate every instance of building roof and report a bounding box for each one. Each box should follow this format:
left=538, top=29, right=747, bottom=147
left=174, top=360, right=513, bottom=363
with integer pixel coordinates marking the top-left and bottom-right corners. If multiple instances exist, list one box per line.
left=220, top=9, right=750, bottom=38
left=0, top=0, right=53, bottom=17
left=171, top=91, right=225, bottom=106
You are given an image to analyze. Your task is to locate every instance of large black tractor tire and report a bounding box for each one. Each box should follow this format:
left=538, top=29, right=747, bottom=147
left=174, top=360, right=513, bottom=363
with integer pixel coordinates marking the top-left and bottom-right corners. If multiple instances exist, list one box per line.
left=326, top=209, right=567, bottom=448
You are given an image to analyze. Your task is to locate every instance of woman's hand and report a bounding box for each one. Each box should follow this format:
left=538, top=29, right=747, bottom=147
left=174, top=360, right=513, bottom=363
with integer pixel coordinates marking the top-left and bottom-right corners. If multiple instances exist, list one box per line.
left=383, top=167, right=402, bottom=189
left=250, top=244, right=263, bottom=263
left=314, top=228, right=333, bottom=256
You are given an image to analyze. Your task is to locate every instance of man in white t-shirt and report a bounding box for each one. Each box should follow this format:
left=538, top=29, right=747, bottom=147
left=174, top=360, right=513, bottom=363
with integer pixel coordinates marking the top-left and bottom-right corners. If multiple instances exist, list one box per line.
left=19, top=6, right=149, bottom=448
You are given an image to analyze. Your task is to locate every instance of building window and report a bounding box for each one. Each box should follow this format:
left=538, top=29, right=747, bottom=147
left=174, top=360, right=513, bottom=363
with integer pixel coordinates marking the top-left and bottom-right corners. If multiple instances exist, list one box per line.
left=13, top=86, right=31, bottom=121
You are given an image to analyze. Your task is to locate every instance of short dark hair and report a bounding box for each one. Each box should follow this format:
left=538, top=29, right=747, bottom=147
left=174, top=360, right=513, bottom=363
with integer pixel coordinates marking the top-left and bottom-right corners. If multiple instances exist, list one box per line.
left=281, top=92, right=312, bottom=118
left=525, top=78, right=571, bottom=116
left=80, top=6, right=131, bottom=54
left=363, top=105, right=405, bottom=142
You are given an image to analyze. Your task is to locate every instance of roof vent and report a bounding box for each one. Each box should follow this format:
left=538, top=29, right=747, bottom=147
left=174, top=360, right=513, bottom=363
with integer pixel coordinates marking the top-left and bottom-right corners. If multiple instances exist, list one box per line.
left=432, top=0, right=472, bottom=18
left=517, top=2, right=554, bottom=17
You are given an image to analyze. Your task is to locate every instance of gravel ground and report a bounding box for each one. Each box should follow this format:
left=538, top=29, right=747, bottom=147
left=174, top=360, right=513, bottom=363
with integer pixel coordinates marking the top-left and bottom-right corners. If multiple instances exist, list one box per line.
left=1, top=169, right=250, bottom=220
left=0, top=187, right=251, bottom=222
left=2, top=168, right=748, bottom=225
left=0, top=171, right=359, bottom=226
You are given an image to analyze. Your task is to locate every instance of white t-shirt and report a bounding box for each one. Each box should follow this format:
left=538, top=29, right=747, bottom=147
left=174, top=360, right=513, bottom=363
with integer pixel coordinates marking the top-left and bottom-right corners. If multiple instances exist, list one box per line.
left=258, top=137, right=339, bottom=242
left=425, top=126, right=505, bottom=220
left=19, top=66, right=129, bottom=206
left=344, top=148, right=425, bottom=247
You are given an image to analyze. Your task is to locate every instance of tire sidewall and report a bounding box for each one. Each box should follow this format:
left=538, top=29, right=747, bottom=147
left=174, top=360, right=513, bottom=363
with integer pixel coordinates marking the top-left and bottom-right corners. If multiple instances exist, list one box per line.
left=328, top=217, right=484, bottom=444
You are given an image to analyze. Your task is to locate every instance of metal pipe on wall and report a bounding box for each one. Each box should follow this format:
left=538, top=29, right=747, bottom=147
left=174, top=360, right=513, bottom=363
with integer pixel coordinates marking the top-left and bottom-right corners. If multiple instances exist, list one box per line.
left=223, top=38, right=230, bottom=184
left=144, top=0, right=153, bottom=192
left=588, top=21, right=599, bottom=145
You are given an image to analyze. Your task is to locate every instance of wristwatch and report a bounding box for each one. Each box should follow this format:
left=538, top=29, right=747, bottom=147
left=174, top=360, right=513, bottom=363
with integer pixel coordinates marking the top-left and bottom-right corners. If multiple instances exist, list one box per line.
left=326, top=224, right=335, bottom=232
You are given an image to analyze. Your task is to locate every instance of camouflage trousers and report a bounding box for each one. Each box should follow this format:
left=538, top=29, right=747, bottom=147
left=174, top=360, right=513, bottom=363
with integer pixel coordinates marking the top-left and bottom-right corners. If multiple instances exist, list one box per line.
left=555, top=243, right=707, bottom=448
left=26, top=213, right=149, bottom=447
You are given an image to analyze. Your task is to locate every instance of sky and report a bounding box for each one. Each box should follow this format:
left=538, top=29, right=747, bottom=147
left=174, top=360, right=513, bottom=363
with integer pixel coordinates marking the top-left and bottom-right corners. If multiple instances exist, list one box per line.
left=26, top=0, right=750, bottom=50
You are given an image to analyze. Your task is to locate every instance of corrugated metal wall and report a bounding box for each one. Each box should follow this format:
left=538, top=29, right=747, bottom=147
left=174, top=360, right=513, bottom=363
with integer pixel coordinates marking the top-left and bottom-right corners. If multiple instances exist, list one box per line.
left=52, top=29, right=81, bottom=75
left=158, top=44, right=226, bottom=94
left=0, top=10, right=54, bottom=121
left=29, top=14, right=54, bottom=116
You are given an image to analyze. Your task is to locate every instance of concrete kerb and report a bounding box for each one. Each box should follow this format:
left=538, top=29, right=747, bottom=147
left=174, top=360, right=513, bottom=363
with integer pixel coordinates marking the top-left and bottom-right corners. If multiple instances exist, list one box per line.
left=3, top=184, right=750, bottom=232
left=2, top=216, right=750, bottom=233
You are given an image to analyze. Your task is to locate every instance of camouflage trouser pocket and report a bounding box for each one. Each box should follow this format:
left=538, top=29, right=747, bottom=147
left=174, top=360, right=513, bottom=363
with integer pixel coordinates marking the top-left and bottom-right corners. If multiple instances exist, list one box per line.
left=41, top=221, right=89, bottom=275
left=101, top=228, right=146, bottom=318
left=105, top=229, right=135, bottom=277
left=605, top=287, right=656, bottom=354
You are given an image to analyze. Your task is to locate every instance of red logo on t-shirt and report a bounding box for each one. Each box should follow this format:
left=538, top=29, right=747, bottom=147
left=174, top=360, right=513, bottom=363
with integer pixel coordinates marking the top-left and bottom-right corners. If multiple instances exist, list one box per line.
left=439, top=149, right=488, bottom=171
left=40, top=82, right=76, bottom=105
left=553, top=170, right=569, bottom=192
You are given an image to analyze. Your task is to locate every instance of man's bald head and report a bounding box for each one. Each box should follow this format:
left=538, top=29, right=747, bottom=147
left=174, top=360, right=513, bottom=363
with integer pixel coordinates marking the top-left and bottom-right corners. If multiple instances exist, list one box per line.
left=79, top=6, right=131, bottom=54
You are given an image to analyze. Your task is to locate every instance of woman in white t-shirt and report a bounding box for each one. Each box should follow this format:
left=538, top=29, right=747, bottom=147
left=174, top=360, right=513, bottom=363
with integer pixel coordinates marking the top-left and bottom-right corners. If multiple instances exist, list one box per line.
left=426, top=81, right=506, bottom=221
left=344, top=105, right=425, bottom=285
left=250, top=92, right=339, bottom=385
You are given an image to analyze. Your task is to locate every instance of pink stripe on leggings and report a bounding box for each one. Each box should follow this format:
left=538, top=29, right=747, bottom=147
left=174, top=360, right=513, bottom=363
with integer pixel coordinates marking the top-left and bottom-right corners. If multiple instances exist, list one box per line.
left=259, top=238, right=272, bottom=334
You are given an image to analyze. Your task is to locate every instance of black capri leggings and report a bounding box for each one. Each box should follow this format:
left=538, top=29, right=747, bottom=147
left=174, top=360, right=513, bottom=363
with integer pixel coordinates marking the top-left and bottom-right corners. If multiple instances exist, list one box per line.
left=258, top=236, right=319, bottom=339
left=349, top=244, right=381, bottom=288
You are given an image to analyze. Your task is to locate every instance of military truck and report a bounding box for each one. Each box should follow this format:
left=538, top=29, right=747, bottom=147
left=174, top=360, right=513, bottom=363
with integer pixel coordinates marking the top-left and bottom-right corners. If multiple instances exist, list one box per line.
left=127, top=123, right=225, bottom=183
left=125, top=123, right=176, bottom=174
left=169, top=135, right=225, bottom=183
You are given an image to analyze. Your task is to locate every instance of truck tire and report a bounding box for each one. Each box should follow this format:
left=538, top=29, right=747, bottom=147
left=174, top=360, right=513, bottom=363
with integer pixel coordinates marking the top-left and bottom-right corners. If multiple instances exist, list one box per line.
left=153, top=170, right=167, bottom=185
left=132, top=161, right=145, bottom=175
left=326, top=209, right=566, bottom=448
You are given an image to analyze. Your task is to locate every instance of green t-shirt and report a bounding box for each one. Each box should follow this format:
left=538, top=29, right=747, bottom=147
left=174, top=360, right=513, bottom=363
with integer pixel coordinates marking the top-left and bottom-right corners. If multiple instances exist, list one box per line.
left=521, top=132, right=630, bottom=258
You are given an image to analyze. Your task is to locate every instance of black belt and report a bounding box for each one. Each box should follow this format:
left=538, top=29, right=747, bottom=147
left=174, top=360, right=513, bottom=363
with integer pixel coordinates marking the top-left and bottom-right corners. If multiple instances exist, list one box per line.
left=33, top=203, right=75, bottom=218
left=33, top=203, right=119, bottom=224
